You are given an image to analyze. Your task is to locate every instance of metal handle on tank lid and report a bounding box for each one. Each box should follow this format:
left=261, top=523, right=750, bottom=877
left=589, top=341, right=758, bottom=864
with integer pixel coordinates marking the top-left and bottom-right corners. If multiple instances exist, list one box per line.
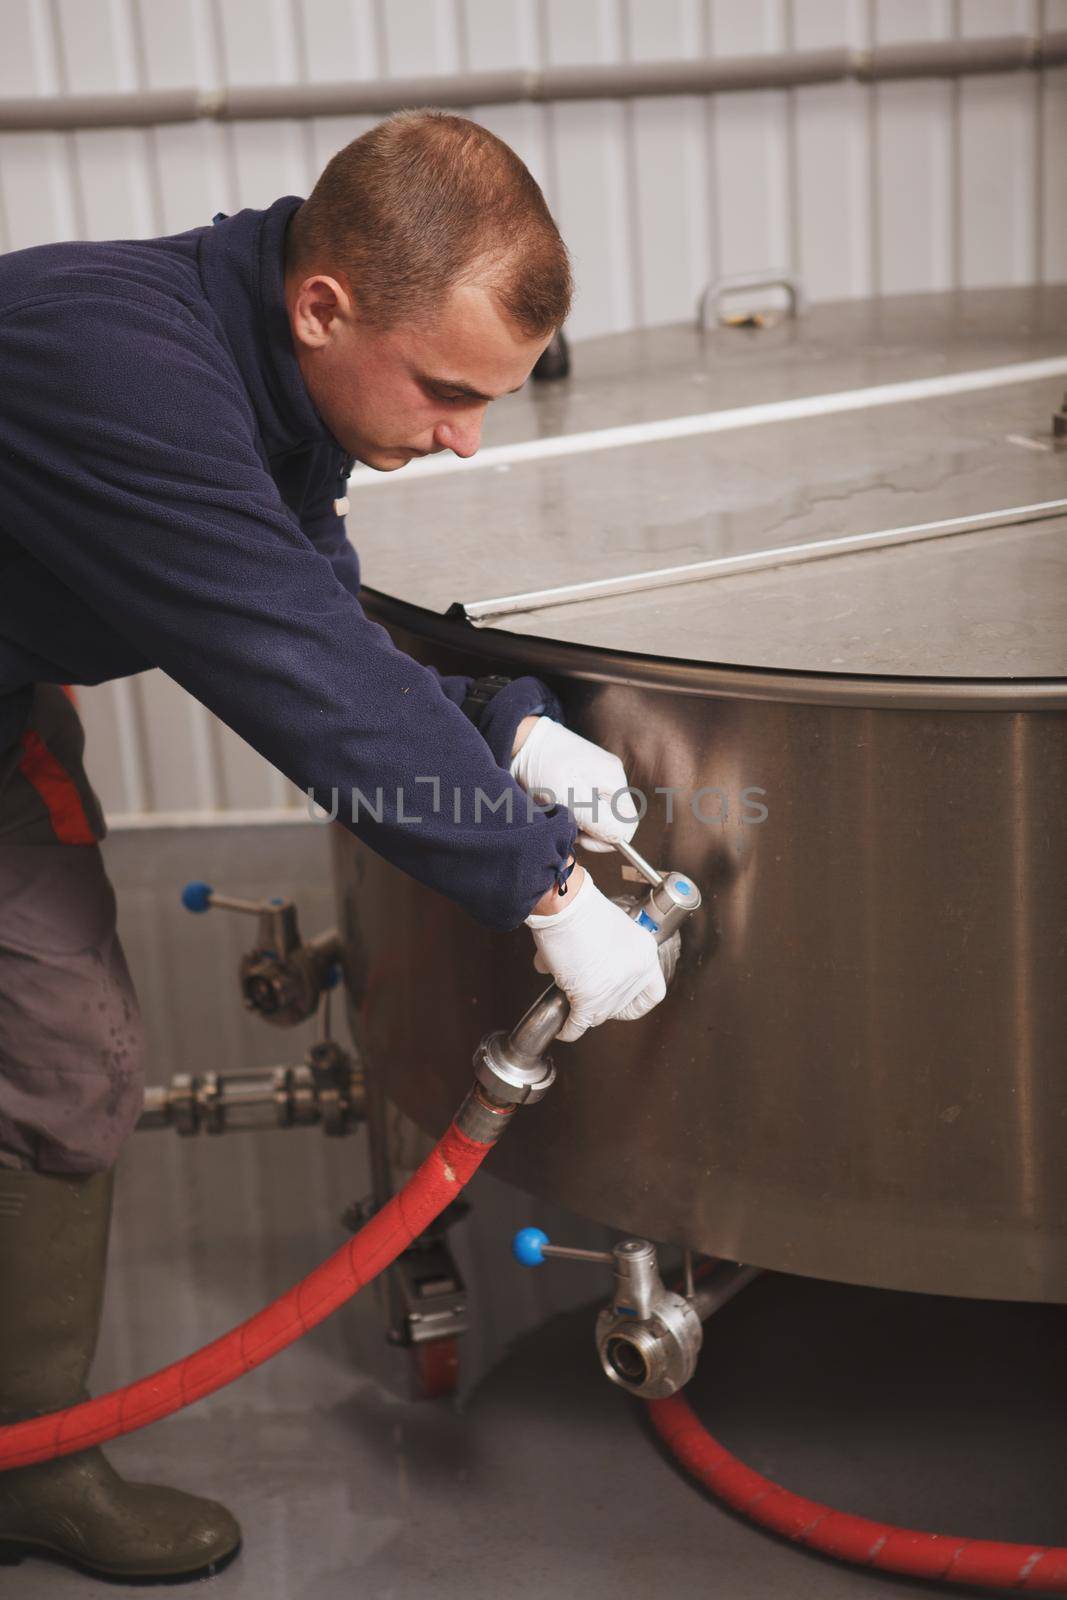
left=472, top=838, right=702, bottom=1106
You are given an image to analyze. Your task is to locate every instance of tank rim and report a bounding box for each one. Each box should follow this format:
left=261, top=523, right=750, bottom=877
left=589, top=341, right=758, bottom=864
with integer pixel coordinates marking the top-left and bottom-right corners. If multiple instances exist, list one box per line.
left=362, top=587, right=1067, bottom=713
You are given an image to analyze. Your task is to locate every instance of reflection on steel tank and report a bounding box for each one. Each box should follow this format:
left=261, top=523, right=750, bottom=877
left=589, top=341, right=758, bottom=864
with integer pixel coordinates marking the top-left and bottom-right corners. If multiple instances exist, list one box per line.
left=333, top=289, right=1067, bottom=1305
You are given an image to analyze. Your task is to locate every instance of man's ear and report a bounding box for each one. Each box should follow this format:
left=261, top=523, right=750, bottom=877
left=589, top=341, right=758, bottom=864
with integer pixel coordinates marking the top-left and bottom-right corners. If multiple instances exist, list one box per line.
left=291, top=274, right=350, bottom=349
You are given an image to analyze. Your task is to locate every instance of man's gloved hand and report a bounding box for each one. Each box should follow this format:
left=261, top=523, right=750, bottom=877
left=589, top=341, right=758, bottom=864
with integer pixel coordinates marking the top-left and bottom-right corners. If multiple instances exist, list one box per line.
left=525, top=870, right=666, bottom=1042
left=509, top=716, right=639, bottom=853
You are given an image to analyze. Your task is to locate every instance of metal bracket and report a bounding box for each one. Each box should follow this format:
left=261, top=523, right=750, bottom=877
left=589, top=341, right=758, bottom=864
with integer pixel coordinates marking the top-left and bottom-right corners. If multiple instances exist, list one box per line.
left=388, top=1236, right=469, bottom=1348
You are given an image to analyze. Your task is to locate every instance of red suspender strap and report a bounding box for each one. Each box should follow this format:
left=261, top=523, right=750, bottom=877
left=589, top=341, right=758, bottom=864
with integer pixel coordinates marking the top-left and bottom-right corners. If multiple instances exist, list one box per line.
left=17, top=729, right=96, bottom=845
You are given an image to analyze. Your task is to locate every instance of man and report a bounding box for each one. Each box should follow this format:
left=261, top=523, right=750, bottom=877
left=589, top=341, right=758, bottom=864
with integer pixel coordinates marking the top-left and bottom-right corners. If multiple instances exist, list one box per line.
left=0, top=111, right=665, bottom=1581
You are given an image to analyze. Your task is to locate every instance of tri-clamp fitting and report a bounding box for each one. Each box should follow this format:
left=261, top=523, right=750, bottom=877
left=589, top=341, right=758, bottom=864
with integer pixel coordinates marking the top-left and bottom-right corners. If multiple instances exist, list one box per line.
left=512, top=1228, right=760, bottom=1399
left=473, top=838, right=702, bottom=1106
left=597, top=1239, right=704, bottom=1399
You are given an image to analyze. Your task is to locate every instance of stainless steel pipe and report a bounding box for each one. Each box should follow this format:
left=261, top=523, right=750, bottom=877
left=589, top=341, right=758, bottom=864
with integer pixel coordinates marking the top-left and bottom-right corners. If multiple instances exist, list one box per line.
left=3, top=34, right=1066, bottom=133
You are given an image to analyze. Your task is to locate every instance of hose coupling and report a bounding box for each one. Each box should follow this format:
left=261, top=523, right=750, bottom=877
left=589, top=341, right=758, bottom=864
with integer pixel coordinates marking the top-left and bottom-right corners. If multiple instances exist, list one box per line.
left=455, top=1080, right=522, bottom=1144
left=472, top=982, right=568, bottom=1105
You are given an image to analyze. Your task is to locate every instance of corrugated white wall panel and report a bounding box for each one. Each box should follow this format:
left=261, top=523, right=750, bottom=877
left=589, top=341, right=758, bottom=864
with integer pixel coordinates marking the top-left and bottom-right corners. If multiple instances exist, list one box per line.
left=296, top=0, right=379, bottom=83
left=379, top=0, right=463, bottom=76
left=957, top=0, right=1040, bottom=289
left=542, top=0, right=635, bottom=338
left=0, top=0, right=68, bottom=250
left=707, top=3, right=790, bottom=288
left=872, top=1, right=953, bottom=296
left=216, top=0, right=316, bottom=214
left=215, top=0, right=303, bottom=83
left=151, top=121, right=231, bottom=235
left=624, top=1, right=710, bottom=330
left=464, top=0, right=547, bottom=193
left=462, top=0, right=539, bottom=70
left=0, top=133, right=78, bottom=248
left=134, top=0, right=223, bottom=92
left=958, top=72, right=1038, bottom=288
left=0, top=0, right=60, bottom=94
left=1042, top=65, right=1067, bottom=280
left=55, top=0, right=140, bottom=92
left=136, top=0, right=231, bottom=234
left=1, top=0, right=1064, bottom=823
left=790, top=2, right=872, bottom=303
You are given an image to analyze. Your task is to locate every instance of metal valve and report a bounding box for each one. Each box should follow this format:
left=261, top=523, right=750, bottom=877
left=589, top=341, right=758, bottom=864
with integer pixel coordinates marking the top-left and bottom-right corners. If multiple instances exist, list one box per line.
left=143, top=882, right=357, bottom=1135
left=512, top=1228, right=759, bottom=1399
left=473, top=838, right=702, bottom=1107
left=138, top=1038, right=365, bottom=1138
left=596, top=1239, right=704, bottom=1399
left=181, top=881, right=342, bottom=1027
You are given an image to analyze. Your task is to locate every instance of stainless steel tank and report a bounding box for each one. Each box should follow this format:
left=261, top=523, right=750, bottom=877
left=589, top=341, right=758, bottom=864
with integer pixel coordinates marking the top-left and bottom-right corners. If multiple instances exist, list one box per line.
left=332, top=289, right=1067, bottom=1304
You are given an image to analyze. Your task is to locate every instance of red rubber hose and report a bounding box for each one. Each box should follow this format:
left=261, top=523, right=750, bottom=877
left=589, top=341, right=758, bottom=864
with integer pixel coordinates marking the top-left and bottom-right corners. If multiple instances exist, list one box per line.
left=0, top=1117, right=494, bottom=1472
left=648, top=1392, right=1067, bottom=1594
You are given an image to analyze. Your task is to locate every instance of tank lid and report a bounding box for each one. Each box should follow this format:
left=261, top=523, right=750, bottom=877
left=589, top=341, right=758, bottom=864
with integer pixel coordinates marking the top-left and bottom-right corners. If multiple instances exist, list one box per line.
left=348, top=288, right=1067, bottom=682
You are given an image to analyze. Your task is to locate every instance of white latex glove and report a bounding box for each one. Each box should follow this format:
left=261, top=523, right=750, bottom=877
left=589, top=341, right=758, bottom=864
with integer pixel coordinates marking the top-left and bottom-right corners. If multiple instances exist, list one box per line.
left=509, top=717, right=639, bottom=853
left=525, top=871, right=666, bottom=1043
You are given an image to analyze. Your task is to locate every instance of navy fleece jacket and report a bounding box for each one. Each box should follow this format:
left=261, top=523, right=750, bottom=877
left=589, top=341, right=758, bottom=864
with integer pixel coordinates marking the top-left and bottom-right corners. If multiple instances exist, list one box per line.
left=0, top=196, right=577, bottom=928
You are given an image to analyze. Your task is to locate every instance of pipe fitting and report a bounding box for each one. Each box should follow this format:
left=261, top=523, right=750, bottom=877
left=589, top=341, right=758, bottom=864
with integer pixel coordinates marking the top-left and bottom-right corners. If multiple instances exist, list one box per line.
left=594, top=1243, right=761, bottom=1399
left=595, top=1240, right=704, bottom=1399
left=137, top=1041, right=364, bottom=1137
left=472, top=984, right=567, bottom=1104
left=239, top=924, right=342, bottom=1027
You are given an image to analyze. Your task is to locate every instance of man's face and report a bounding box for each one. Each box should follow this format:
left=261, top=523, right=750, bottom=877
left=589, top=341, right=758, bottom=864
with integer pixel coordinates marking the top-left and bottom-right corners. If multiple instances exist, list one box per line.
left=286, top=271, right=551, bottom=471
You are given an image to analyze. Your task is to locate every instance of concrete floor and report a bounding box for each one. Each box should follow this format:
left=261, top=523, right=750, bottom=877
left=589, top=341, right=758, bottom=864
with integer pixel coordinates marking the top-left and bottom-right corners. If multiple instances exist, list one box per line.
left=11, top=824, right=1066, bottom=1598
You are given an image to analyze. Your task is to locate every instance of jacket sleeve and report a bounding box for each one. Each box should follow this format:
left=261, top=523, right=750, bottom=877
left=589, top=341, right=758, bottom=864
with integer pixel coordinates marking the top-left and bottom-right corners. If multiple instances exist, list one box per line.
left=422, top=670, right=564, bottom=769
left=0, top=292, right=577, bottom=929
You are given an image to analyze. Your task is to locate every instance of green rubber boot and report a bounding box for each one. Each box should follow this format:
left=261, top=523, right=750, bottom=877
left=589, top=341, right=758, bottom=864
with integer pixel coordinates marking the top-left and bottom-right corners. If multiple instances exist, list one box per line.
left=0, top=1165, right=241, bottom=1582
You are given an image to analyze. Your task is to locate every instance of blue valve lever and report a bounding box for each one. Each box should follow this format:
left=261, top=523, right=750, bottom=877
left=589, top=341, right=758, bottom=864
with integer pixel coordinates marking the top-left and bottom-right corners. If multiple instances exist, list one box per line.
left=512, top=1228, right=614, bottom=1268
left=178, top=882, right=342, bottom=1019
left=180, top=880, right=213, bottom=914
left=180, top=882, right=269, bottom=916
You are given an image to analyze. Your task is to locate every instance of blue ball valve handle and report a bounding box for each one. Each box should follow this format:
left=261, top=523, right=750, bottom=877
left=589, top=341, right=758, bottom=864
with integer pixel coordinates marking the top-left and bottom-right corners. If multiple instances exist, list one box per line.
left=511, top=1228, right=614, bottom=1268
left=179, top=882, right=269, bottom=918
left=512, top=1228, right=550, bottom=1266
left=180, top=881, right=214, bottom=914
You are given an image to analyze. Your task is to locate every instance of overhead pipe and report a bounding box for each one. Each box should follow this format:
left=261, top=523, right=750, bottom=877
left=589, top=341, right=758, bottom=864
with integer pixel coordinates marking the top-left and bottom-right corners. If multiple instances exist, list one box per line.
left=1, top=33, right=1066, bottom=134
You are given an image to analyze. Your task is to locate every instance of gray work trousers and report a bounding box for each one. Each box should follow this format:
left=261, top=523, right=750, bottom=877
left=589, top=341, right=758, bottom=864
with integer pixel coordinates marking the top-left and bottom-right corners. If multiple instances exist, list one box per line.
left=0, top=686, right=144, bottom=1175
